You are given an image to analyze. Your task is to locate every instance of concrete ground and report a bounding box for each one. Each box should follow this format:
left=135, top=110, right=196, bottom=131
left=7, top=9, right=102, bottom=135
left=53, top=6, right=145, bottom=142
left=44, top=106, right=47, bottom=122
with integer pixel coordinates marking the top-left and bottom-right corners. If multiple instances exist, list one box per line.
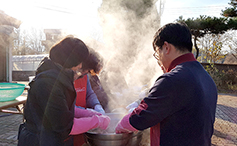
left=211, top=94, right=237, bottom=146
left=0, top=93, right=236, bottom=146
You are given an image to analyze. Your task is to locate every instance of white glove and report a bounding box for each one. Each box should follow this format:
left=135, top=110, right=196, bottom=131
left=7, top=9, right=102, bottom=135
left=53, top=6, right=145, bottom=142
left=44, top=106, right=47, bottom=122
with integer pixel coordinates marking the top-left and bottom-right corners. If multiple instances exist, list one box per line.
left=94, top=104, right=105, bottom=115
left=139, top=89, right=149, bottom=98
left=126, top=101, right=139, bottom=113
left=126, top=101, right=139, bottom=110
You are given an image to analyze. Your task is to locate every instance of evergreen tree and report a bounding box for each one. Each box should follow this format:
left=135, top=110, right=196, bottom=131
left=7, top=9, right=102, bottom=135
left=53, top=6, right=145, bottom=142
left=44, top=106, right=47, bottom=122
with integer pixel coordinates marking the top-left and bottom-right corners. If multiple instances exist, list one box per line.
left=222, top=0, right=237, bottom=17
left=176, top=16, right=237, bottom=58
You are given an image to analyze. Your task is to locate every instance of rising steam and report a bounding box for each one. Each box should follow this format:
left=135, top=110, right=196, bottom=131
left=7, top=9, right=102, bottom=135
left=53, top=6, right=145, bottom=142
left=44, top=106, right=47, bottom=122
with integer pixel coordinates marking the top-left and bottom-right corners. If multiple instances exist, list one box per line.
left=84, top=0, right=164, bottom=110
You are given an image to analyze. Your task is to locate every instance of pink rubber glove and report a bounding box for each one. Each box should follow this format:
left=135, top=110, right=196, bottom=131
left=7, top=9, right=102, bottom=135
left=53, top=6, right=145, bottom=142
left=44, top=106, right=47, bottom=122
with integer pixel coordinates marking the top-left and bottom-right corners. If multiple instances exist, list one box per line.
left=115, top=113, right=138, bottom=134
left=70, top=115, right=110, bottom=135
left=97, top=115, right=111, bottom=130
left=74, top=107, right=102, bottom=118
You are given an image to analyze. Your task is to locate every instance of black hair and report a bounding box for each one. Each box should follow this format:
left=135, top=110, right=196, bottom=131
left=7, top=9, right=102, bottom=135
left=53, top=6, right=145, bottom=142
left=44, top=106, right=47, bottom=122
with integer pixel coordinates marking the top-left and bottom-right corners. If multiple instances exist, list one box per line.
left=49, top=36, right=89, bottom=68
left=82, top=48, right=103, bottom=73
left=153, top=22, right=193, bottom=52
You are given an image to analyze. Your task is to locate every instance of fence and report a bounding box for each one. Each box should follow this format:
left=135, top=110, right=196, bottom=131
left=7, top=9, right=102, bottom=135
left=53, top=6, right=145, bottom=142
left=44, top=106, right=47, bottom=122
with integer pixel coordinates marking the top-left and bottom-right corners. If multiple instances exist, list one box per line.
left=201, top=63, right=237, bottom=72
left=12, top=63, right=237, bottom=82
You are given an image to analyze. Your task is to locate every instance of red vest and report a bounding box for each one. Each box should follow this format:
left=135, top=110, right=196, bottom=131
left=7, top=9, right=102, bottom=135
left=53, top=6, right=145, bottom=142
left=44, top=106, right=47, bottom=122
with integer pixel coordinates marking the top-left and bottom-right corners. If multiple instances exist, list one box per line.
left=74, top=75, right=87, bottom=108
left=73, top=75, right=88, bottom=146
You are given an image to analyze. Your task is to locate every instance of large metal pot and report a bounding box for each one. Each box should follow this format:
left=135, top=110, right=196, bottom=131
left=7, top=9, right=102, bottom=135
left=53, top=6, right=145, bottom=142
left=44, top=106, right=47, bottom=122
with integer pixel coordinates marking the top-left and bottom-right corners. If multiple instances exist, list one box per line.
left=84, top=131, right=143, bottom=146
left=84, top=112, right=143, bottom=146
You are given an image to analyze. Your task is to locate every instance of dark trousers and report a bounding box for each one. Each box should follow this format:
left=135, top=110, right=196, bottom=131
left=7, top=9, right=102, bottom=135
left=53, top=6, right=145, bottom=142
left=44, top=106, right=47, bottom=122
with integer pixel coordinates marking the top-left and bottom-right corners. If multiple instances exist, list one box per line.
left=17, top=123, right=73, bottom=146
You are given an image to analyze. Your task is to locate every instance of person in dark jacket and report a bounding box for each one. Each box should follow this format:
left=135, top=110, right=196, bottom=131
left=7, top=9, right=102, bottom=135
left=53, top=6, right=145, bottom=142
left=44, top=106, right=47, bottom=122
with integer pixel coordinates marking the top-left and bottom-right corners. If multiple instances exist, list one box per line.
left=86, top=48, right=110, bottom=112
left=116, top=23, right=218, bottom=146
left=72, top=48, right=107, bottom=146
left=17, top=36, right=110, bottom=146
left=74, top=48, right=107, bottom=113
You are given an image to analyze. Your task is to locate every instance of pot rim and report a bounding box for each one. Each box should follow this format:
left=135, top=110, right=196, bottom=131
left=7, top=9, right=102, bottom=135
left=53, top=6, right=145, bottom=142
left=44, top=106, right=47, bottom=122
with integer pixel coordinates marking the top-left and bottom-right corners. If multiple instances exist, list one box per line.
left=85, top=131, right=143, bottom=140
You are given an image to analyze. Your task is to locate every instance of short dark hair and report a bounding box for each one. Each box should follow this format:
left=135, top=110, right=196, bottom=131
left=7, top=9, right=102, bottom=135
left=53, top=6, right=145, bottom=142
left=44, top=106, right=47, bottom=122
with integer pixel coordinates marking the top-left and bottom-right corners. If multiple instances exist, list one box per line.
left=153, top=23, right=193, bottom=52
left=49, top=36, right=89, bottom=68
left=82, top=48, right=104, bottom=73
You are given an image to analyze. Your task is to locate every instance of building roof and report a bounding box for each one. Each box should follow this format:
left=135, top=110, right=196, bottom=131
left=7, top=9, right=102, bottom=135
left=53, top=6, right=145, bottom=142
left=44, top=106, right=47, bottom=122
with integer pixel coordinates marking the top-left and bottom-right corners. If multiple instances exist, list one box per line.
left=12, top=54, right=48, bottom=62
left=0, top=10, right=21, bottom=28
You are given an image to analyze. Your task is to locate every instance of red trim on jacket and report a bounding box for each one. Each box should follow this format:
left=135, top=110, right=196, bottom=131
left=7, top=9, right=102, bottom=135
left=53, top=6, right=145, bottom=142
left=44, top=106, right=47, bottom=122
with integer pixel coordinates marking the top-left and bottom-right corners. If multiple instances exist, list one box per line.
left=167, top=53, right=196, bottom=72
left=131, top=100, right=148, bottom=116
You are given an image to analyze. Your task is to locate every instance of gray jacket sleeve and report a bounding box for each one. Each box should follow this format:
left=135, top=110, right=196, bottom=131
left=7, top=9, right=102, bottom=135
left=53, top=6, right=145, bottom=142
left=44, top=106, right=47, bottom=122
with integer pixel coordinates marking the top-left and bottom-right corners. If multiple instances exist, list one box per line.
left=86, top=74, right=101, bottom=108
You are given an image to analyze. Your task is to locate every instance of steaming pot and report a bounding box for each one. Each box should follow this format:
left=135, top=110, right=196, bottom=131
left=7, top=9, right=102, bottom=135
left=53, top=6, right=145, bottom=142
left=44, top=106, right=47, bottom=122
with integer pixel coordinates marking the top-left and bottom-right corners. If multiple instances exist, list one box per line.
left=84, top=112, right=143, bottom=146
left=84, top=131, right=142, bottom=146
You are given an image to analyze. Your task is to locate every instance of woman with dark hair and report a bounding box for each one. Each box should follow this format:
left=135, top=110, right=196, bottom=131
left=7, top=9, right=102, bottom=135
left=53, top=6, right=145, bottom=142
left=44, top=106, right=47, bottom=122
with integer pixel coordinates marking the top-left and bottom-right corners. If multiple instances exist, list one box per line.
left=73, top=48, right=110, bottom=146
left=18, top=36, right=110, bottom=146
left=74, top=48, right=106, bottom=113
left=81, top=48, right=109, bottom=112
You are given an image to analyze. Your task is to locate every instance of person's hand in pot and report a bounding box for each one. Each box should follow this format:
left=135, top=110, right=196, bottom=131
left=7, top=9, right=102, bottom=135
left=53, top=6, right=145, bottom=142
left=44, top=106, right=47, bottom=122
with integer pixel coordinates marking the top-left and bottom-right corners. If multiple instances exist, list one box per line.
left=74, top=106, right=102, bottom=118
left=70, top=115, right=111, bottom=135
left=115, top=113, right=138, bottom=134
left=96, top=115, right=110, bottom=130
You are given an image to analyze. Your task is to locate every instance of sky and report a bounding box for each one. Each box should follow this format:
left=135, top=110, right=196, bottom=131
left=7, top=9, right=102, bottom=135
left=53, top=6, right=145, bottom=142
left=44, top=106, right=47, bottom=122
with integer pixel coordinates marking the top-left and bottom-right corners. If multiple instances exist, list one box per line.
left=160, top=0, right=230, bottom=25
left=0, top=0, right=230, bottom=39
left=0, top=0, right=232, bottom=89
left=0, top=0, right=103, bottom=38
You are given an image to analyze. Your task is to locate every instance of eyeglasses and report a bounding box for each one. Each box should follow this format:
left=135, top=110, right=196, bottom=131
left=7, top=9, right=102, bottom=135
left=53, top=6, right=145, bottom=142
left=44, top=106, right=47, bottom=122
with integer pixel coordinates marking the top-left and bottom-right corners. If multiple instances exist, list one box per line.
left=153, top=50, right=163, bottom=67
left=153, top=51, right=160, bottom=60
